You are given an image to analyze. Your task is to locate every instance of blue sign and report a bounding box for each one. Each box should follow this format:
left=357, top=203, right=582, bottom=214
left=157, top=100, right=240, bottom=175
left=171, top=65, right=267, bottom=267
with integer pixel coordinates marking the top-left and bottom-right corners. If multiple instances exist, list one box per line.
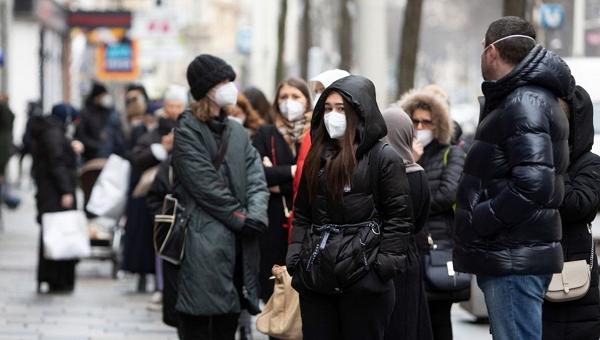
left=539, top=4, right=565, bottom=30
left=236, top=27, right=252, bottom=56
left=104, top=42, right=133, bottom=72
left=0, top=48, right=3, bottom=67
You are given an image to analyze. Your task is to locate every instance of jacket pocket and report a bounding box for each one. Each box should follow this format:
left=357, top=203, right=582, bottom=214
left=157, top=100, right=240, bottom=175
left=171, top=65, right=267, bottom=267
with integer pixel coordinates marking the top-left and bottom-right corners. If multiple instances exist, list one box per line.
left=335, top=223, right=381, bottom=288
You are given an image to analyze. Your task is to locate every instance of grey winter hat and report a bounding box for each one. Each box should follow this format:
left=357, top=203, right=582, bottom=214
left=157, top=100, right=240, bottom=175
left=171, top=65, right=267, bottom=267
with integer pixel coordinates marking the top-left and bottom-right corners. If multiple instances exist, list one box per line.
left=186, top=54, right=236, bottom=100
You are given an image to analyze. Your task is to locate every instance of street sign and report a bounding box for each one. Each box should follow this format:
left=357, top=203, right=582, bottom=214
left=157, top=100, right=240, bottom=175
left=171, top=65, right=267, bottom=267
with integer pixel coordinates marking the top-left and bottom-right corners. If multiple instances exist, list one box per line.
left=538, top=4, right=565, bottom=30
left=0, top=48, right=3, bottom=67
left=236, top=27, right=252, bottom=55
left=96, top=40, right=139, bottom=81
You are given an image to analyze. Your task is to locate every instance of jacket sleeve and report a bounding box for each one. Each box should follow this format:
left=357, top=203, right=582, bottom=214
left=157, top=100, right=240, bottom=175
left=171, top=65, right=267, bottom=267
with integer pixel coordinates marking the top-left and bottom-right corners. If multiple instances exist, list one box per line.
left=131, top=133, right=161, bottom=171
left=75, top=115, right=101, bottom=157
left=243, top=139, right=270, bottom=227
left=252, top=126, right=294, bottom=186
left=172, top=125, right=246, bottom=232
left=374, top=145, right=414, bottom=280
left=43, top=129, right=75, bottom=195
left=415, top=174, right=431, bottom=233
left=472, top=97, right=556, bottom=237
left=146, top=160, right=171, bottom=216
left=559, top=156, right=600, bottom=224
left=286, top=174, right=311, bottom=276
left=430, top=146, right=464, bottom=215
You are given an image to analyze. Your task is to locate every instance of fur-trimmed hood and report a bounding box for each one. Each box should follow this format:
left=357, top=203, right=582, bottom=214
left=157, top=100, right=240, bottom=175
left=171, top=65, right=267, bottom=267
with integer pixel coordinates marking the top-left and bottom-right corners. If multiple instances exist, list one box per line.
left=396, top=88, right=453, bottom=145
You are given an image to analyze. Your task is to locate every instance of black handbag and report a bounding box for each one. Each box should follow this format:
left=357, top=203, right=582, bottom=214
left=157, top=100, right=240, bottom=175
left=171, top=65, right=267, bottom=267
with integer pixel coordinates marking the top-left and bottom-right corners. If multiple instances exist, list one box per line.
left=153, top=124, right=231, bottom=265
left=424, top=237, right=471, bottom=292
left=154, top=193, right=188, bottom=265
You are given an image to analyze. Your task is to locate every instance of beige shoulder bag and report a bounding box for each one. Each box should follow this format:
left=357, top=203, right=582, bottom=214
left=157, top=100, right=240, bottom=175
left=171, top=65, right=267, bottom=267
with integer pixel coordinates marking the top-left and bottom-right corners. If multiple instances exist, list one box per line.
left=256, top=265, right=303, bottom=339
left=545, top=224, right=595, bottom=303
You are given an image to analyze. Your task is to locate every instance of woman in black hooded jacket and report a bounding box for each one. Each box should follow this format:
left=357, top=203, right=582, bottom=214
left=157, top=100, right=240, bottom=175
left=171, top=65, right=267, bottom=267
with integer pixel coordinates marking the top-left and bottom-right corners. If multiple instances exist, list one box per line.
left=286, top=75, right=413, bottom=340
left=542, top=85, right=600, bottom=340
left=31, top=104, right=79, bottom=293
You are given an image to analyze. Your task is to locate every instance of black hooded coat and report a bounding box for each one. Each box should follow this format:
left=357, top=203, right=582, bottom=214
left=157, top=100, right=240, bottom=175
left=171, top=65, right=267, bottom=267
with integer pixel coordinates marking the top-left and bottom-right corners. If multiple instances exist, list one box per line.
left=542, top=86, right=600, bottom=340
left=286, top=75, right=414, bottom=294
left=453, top=46, right=574, bottom=276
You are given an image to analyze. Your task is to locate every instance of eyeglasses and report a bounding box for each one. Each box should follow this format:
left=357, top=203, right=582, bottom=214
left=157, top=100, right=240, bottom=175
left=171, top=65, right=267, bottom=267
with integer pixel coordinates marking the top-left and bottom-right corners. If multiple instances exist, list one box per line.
left=126, top=97, right=138, bottom=105
left=412, top=118, right=433, bottom=128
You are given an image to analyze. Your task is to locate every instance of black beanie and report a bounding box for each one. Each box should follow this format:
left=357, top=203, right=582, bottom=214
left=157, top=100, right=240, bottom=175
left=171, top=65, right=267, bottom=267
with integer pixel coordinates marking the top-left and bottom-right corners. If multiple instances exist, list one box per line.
left=186, top=54, right=236, bottom=100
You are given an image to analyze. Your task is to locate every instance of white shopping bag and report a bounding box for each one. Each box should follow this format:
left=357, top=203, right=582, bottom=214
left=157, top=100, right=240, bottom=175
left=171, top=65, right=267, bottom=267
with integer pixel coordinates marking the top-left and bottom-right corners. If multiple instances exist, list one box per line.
left=86, top=154, right=131, bottom=219
left=42, top=210, right=91, bottom=260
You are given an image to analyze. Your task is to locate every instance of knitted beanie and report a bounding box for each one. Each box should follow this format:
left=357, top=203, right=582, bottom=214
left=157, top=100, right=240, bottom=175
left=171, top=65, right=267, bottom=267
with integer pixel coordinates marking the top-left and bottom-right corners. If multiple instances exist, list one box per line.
left=186, top=54, right=236, bottom=100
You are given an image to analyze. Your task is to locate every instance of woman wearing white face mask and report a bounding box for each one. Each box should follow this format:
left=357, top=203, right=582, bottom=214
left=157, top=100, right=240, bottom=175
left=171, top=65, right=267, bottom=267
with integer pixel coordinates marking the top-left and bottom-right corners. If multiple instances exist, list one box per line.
left=398, top=86, right=467, bottom=340
left=286, top=75, right=413, bottom=339
left=251, top=77, right=312, bottom=306
left=172, top=54, right=269, bottom=340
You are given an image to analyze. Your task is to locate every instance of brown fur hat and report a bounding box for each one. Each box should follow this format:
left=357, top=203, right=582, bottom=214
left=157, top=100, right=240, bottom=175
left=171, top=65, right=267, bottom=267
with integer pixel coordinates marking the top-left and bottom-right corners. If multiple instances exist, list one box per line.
left=396, top=87, right=454, bottom=145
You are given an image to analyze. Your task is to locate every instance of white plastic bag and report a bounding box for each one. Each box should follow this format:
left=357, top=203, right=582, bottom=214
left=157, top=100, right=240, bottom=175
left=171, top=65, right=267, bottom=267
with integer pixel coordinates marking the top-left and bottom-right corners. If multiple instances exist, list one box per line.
left=42, top=210, right=91, bottom=260
left=86, top=154, right=131, bottom=219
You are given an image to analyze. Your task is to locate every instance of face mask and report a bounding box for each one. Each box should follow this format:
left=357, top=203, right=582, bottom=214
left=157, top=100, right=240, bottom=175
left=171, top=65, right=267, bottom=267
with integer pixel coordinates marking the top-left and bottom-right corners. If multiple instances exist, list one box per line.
left=279, top=99, right=305, bottom=121
left=212, top=82, right=238, bottom=108
left=323, top=111, right=347, bottom=140
left=313, top=92, right=322, bottom=109
left=416, top=129, right=434, bottom=147
left=229, top=115, right=245, bottom=125
left=99, top=95, right=113, bottom=109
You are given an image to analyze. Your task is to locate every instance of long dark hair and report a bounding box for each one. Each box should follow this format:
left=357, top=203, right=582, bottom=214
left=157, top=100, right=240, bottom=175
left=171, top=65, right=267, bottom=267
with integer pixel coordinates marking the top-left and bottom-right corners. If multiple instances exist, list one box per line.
left=303, top=93, right=359, bottom=201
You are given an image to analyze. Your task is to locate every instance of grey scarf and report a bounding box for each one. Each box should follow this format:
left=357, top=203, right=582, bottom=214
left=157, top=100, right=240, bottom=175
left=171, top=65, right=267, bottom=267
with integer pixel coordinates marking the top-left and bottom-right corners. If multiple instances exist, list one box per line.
left=382, top=107, right=424, bottom=173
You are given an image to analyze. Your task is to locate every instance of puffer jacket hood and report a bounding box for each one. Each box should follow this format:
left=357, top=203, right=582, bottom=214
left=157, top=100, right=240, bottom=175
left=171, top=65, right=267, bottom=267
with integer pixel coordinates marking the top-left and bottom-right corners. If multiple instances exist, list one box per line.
left=396, top=88, right=453, bottom=145
left=312, top=75, right=387, bottom=159
left=569, top=86, right=594, bottom=162
left=481, top=45, right=575, bottom=116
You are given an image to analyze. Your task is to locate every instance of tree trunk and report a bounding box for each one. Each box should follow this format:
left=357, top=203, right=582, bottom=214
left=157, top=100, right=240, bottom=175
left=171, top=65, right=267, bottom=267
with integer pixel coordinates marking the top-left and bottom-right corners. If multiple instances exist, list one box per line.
left=503, top=0, right=527, bottom=17
left=339, top=0, right=353, bottom=71
left=299, top=0, right=311, bottom=79
left=275, top=0, right=288, bottom=85
left=396, top=0, right=423, bottom=98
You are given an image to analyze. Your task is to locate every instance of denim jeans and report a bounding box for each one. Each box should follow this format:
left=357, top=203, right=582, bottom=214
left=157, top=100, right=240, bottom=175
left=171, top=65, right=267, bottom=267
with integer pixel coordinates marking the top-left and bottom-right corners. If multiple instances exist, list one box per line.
left=477, top=274, right=552, bottom=340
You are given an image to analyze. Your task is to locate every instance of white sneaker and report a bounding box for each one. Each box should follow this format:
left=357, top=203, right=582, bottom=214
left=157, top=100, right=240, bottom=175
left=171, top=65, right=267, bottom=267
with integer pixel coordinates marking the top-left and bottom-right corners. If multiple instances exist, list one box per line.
left=151, top=291, right=162, bottom=304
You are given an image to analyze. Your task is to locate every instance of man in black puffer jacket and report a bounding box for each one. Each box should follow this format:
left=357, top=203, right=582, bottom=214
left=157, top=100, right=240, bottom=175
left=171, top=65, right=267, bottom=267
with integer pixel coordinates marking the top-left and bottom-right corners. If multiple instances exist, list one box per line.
left=453, top=17, right=574, bottom=340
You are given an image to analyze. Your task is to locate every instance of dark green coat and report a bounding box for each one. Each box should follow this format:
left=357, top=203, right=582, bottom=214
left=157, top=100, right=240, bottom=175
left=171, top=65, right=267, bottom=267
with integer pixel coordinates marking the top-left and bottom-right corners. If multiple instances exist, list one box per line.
left=0, top=102, right=14, bottom=176
left=172, top=111, right=269, bottom=316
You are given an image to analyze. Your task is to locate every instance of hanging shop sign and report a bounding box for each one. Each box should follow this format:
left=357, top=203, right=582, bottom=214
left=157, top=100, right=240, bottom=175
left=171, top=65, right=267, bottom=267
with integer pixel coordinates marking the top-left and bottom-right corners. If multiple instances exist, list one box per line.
left=538, top=4, right=565, bottom=30
left=96, top=40, right=139, bottom=81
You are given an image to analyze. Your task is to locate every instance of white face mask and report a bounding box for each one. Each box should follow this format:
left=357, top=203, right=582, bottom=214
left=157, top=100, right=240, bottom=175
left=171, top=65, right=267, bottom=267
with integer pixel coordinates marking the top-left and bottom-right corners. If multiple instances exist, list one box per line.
left=279, top=99, right=305, bottom=121
left=313, top=92, right=322, bottom=109
left=323, top=111, right=347, bottom=140
left=229, top=115, right=245, bottom=125
left=99, top=95, right=113, bottom=109
left=416, top=129, right=434, bottom=147
left=212, top=82, right=238, bottom=108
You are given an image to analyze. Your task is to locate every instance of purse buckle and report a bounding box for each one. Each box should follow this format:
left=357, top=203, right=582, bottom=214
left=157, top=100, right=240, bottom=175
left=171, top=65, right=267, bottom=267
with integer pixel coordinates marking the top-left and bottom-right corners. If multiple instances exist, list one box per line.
left=447, top=261, right=455, bottom=277
left=563, top=282, right=570, bottom=294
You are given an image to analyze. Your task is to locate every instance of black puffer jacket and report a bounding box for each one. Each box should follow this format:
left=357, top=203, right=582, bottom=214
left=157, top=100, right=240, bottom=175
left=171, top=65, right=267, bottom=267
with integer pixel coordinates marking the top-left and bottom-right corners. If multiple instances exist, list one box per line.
left=418, top=142, right=464, bottom=245
left=286, top=75, right=413, bottom=294
left=542, top=86, right=600, bottom=340
left=453, top=46, right=574, bottom=276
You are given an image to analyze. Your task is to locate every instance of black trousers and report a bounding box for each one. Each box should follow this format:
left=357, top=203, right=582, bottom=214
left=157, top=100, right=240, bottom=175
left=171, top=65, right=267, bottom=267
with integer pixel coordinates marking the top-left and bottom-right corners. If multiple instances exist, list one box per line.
left=178, top=313, right=240, bottom=340
left=428, top=300, right=453, bottom=340
left=298, top=271, right=395, bottom=340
